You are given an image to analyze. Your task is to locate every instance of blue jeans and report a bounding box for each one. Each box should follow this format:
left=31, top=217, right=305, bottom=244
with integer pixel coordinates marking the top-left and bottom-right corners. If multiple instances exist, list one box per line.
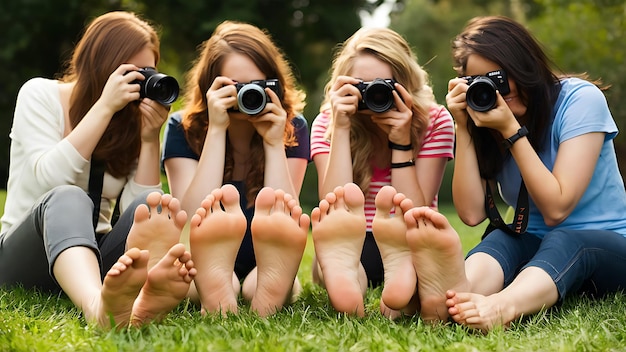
left=467, top=228, right=626, bottom=299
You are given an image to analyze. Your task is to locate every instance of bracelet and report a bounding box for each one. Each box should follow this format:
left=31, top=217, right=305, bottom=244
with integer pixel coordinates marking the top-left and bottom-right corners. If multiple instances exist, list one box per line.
left=388, top=141, right=412, bottom=151
left=502, top=126, right=529, bottom=149
left=391, top=159, right=415, bottom=169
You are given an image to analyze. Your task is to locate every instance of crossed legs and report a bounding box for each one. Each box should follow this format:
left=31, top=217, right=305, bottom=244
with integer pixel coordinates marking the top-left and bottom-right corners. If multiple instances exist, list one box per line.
left=54, top=192, right=195, bottom=329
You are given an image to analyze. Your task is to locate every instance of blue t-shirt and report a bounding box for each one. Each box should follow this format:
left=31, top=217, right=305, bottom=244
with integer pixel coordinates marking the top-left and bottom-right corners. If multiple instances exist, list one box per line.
left=497, top=78, right=626, bottom=237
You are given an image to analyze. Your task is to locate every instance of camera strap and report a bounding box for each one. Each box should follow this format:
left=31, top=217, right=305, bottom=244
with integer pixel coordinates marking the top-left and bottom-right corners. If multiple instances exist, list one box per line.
left=88, top=159, right=121, bottom=232
left=482, top=179, right=529, bottom=239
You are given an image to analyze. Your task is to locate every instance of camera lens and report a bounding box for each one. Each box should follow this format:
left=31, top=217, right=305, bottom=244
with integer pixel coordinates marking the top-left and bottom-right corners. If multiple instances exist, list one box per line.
left=237, top=84, right=267, bottom=115
left=136, top=68, right=180, bottom=105
left=143, top=74, right=180, bottom=105
left=466, top=77, right=497, bottom=112
left=364, top=79, right=394, bottom=113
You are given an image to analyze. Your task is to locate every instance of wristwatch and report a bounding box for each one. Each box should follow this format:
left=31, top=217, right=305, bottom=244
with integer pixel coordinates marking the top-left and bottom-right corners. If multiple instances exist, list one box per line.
left=502, top=126, right=529, bottom=149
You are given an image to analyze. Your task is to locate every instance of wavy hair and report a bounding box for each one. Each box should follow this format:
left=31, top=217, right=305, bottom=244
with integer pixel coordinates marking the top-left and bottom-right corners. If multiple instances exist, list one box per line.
left=322, top=27, right=436, bottom=193
left=61, top=11, right=161, bottom=177
left=181, top=20, right=306, bottom=205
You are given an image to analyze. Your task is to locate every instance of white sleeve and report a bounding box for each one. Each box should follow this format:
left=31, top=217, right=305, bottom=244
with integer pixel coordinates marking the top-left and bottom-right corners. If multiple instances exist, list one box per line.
left=118, top=165, right=162, bottom=214
left=10, top=78, right=88, bottom=194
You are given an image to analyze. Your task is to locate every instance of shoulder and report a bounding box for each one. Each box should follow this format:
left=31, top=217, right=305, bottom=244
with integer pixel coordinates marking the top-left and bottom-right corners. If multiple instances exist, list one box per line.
left=428, top=104, right=452, bottom=121
left=558, top=78, right=606, bottom=103
left=162, top=110, right=198, bottom=160
left=17, top=77, right=59, bottom=100
left=166, top=111, right=184, bottom=128
left=291, top=114, right=308, bottom=130
left=553, top=78, right=616, bottom=140
left=14, top=77, right=63, bottom=121
left=311, top=110, right=331, bottom=127
left=426, top=104, right=454, bottom=131
left=164, top=111, right=187, bottom=141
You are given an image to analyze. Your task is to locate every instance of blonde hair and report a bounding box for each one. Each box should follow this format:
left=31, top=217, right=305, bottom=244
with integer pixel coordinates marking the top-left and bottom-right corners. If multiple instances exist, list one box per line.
left=181, top=21, right=306, bottom=205
left=322, top=27, right=436, bottom=193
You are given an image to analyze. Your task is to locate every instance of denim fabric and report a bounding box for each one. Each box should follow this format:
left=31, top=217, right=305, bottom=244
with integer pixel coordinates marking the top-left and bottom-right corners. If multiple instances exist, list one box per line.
left=467, top=228, right=626, bottom=299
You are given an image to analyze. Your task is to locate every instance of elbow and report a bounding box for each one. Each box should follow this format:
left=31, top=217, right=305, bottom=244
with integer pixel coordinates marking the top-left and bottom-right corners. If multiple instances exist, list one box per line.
left=542, top=213, right=568, bottom=227
left=541, top=207, right=571, bottom=227
left=456, top=211, right=486, bottom=227
left=463, top=216, right=487, bottom=227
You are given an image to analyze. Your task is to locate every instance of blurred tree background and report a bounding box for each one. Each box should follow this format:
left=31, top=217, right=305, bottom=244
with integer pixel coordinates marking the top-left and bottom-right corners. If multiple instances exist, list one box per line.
left=1, top=0, right=624, bottom=210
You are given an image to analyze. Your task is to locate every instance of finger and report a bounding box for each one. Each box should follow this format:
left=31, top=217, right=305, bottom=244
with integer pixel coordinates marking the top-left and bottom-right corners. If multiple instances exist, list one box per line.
left=393, top=83, right=412, bottom=108
left=209, top=76, right=236, bottom=92
left=265, top=87, right=283, bottom=108
left=331, top=76, right=361, bottom=93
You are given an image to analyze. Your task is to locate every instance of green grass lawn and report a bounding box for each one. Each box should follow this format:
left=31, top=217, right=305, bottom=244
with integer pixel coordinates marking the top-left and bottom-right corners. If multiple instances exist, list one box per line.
left=1, top=191, right=625, bottom=351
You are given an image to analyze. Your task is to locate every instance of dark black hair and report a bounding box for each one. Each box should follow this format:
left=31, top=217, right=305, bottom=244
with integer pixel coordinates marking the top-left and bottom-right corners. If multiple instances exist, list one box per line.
left=451, top=16, right=561, bottom=179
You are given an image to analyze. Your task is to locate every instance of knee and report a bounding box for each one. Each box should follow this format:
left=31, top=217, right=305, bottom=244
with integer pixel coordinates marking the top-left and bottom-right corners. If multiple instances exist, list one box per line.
left=49, top=185, right=91, bottom=201
left=542, top=228, right=584, bottom=249
left=46, top=185, right=93, bottom=209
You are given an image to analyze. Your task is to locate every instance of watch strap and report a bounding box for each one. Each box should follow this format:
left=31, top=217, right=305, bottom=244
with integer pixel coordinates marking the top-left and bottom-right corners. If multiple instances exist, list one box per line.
left=502, top=126, right=529, bottom=149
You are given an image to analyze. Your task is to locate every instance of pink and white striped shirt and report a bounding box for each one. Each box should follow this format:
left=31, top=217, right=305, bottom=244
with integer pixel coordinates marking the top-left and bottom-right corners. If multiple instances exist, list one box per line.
left=310, top=105, right=455, bottom=231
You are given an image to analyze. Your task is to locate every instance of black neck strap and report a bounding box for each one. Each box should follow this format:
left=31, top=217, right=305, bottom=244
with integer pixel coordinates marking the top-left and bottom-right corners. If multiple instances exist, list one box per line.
left=88, top=159, right=106, bottom=229
left=483, top=179, right=529, bottom=239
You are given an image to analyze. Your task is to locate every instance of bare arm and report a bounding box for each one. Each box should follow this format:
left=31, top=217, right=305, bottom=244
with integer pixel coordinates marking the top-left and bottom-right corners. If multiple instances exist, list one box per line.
left=511, top=132, right=602, bottom=226
left=447, top=77, right=488, bottom=225
left=133, top=98, right=170, bottom=186
left=317, top=76, right=361, bottom=198
left=459, top=83, right=602, bottom=226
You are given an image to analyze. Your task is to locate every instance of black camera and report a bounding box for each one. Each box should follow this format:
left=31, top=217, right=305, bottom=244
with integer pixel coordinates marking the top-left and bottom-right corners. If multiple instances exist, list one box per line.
left=462, top=70, right=510, bottom=112
left=353, top=78, right=397, bottom=113
left=134, top=68, right=180, bottom=106
left=234, top=79, right=283, bottom=115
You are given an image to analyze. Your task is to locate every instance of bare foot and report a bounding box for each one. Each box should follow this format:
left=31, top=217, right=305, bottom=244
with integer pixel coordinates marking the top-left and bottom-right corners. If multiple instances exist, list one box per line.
left=404, top=206, right=470, bottom=322
left=372, top=186, right=417, bottom=311
left=126, top=192, right=187, bottom=269
left=380, top=292, right=420, bottom=320
left=249, top=187, right=309, bottom=317
left=96, top=247, right=149, bottom=329
left=189, top=185, right=246, bottom=316
left=311, top=183, right=367, bottom=317
left=446, top=290, right=516, bottom=333
left=130, top=243, right=196, bottom=326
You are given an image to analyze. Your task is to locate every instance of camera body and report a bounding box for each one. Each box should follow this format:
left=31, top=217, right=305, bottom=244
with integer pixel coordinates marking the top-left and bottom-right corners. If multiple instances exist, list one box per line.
left=134, top=68, right=180, bottom=106
left=353, top=78, right=397, bottom=113
left=234, top=79, right=283, bottom=115
left=462, top=70, right=510, bottom=112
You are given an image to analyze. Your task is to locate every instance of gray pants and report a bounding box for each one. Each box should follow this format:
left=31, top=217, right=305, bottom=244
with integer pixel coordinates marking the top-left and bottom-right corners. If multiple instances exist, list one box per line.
left=0, top=185, right=153, bottom=292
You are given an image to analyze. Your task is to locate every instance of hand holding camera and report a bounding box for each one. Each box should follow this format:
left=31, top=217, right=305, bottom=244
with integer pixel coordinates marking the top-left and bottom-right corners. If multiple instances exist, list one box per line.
left=234, top=79, right=283, bottom=115
left=353, top=78, right=398, bottom=113
left=461, top=70, right=510, bottom=112
left=132, top=67, right=180, bottom=106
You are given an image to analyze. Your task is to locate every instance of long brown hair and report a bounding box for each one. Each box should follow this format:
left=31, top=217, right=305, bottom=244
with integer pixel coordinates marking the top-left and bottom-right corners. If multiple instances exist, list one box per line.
left=322, top=27, right=436, bottom=194
left=451, top=16, right=561, bottom=179
left=61, top=11, right=161, bottom=177
left=181, top=20, right=306, bottom=205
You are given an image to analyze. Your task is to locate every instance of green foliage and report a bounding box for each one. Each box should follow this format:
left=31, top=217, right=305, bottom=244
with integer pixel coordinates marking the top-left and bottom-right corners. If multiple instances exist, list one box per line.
left=528, top=0, right=626, bottom=149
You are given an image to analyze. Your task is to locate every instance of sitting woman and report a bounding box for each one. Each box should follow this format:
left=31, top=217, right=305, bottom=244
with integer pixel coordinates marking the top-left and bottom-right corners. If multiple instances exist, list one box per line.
left=162, top=20, right=310, bottom=317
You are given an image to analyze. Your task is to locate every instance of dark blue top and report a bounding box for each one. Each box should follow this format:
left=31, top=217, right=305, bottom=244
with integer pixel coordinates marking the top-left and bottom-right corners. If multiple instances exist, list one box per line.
left=162, top=111, right=310, bottom=163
